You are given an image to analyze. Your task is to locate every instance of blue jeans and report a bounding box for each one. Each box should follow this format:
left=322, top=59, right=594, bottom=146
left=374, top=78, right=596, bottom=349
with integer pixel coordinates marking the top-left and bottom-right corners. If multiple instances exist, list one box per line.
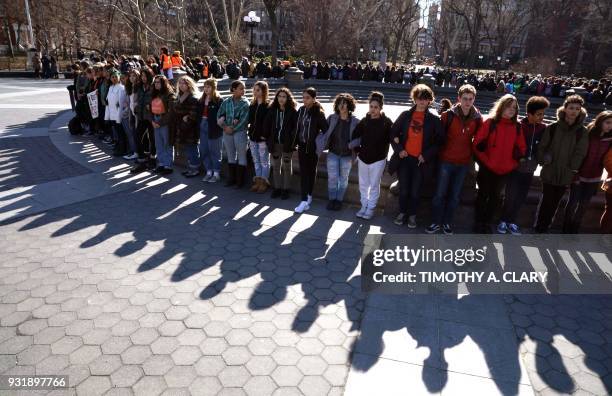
left=184, top=144, right=200, bottom=170
left=326, top=152, right=352, bottom=201
left=153, top=122, right=173, bottom=168
left=199, top=119, right=221, bottom=172
left=250, top=140, right=270, bottom=180
left=223, top=130, right=248, bottom=166
left=398, top=156, right=424, bottom=216
left=431, top=162, right=469, bottom=225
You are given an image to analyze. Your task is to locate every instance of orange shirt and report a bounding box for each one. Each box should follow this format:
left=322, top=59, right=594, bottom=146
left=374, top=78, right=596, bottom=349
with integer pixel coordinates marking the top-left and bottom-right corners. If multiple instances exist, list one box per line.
left=404, top=111, right=424, bottom=157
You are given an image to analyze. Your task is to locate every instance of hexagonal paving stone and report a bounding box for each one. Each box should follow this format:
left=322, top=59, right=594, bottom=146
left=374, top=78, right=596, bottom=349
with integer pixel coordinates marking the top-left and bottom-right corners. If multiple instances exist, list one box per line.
left=139, top=313, right=166, bottom=328
left=50, top=336, right=82, bottom=355
left=272, top=366, right=304, bottom=387
left=324, top=365, right=350, bottom=386
left=17, top=344, right=50, bottom=365
left=296, top=338, right=325, bottom=356
left=121, top=345, right=152, bottom=365
left=177, top=329, right=206, bottom=346
left=221, top=346, right=252, bottom=365
left=189, top=377, right=222, bottom=396
left=184, top=314, right=210, bottom=329
left=298, top=376, right=332, bottom=396
left=165, top=306, right=191, bottom=321
left=203, top=321, right=232, bottom=337
left=172, top=346, right=202, bottom=365
left=195, top=356, right=226, bottom=376
left=164, top=365, right=198, bottom=388
left=82, top=328, right=112, bottom=345
left=89, top=354, right=122, bottom=375
left=76, top=375, right=111, bottom=396
left=226, top=328, right=254, bottom=346
left=249, top=322, right=277, bottom=338
left=218, top=366, right=251, bottom=387
left=297, top=356, right=327, bottom=376
left=244, top=375, right=278, bottom=396
left=151, top=336, right=180, bottom=355
left=248, top=338, right=277, bottom=356
left=271, top=347, right=302, bottom=366
left=17, top=319, right=48, bottom=335
left=101, top=336, right=132, bottom=355
left=159, top=321, right=186, bottom=337
left=70, top=345, right=101, bottom=365
left=245, top=355, right=277, bottom=376
left=133, top=375, right=168, bottom=396
left=143, top=355, right=176, bottom=376
left=111, top=365, right=145, bottom=387
left=131, top=327, right=160, bottom=345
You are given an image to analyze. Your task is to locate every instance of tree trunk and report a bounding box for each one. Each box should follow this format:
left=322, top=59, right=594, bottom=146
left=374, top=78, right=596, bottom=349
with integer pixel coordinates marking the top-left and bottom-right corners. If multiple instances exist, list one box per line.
left=266, top=5, right=279, bottom=63
left=391, top=28, right=405, bottom=66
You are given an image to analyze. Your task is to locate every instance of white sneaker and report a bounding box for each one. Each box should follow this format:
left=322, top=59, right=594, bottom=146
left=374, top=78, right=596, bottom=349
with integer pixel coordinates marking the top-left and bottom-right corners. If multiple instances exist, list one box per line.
left=208, top=172, right=220, bottom=183
left=356, top=206, right=367, bottom=218
left=362, top=208, right=374, bottom=220
left=202, top=171, right=212, bottom=182
left=497, top=222, right=508, bottom=234
left=123, top=153, right=138, bottom=160
left=306, top=195, right=312, bottom=205
left=294, top=201, right=310, bottom=213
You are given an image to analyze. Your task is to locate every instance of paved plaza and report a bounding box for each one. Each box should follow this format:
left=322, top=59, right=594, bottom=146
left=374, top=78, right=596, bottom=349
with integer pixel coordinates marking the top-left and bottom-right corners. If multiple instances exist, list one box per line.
left=0, top=79, right=610, bottom=395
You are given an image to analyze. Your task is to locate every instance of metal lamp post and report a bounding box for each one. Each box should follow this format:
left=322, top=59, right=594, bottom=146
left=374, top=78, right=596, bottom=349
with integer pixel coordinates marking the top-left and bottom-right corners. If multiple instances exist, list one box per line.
left=243, top=11, right=261, bottom=58
left=359, top=46, right=363, bottom=62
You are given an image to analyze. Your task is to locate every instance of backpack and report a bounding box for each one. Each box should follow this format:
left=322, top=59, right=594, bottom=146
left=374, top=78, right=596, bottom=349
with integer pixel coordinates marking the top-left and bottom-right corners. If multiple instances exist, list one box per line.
left=68, top=116, right=83, bottom=135
left=475, top=119, right=522, bottom=158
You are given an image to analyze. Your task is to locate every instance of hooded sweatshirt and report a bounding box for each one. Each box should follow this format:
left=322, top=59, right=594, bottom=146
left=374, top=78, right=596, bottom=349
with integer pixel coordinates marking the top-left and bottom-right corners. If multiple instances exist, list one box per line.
left=438, top=104, right=482, bottom=165
left=537, top=107, right=589, bottom=186
left=473, top=117, right=527, bottom=175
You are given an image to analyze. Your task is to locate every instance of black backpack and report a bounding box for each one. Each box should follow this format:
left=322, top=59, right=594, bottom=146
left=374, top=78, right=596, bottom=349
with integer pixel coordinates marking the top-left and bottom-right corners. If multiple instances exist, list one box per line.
left=68, top=116, right=83, bottom=135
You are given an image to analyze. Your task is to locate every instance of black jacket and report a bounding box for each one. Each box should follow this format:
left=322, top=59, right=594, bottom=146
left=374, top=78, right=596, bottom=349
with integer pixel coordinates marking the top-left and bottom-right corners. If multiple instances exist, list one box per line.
left=264, top=106, right=298, bottom=153
left=197, top=97, right=223, bottom=139
left=388, top=106, right=445, bottom=175
left=248, top=102, right=270, bottom=142
left=295, top=103, right=328, bottom=154
left=352, top=113, right=393, bottom=164
left=172, top=93, right=200, bottom=145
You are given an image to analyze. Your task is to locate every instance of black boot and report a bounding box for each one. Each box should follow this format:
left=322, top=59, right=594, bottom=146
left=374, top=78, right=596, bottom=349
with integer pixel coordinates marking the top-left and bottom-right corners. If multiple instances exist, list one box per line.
left=271, top=189, right=282, bottom=199
left=225, top=164, right=236, bottom=187
left=234, top=165, right=246, bottom=188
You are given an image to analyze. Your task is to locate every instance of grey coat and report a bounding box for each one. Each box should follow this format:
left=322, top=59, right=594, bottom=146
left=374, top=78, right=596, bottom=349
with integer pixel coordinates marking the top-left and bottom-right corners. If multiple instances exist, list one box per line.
left=315, top=113, right=360, bottom=157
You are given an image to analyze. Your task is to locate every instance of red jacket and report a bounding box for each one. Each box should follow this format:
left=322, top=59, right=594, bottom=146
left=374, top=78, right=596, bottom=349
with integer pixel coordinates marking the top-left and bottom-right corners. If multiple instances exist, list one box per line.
left=473, top=117, right=526, bottom=175
left=439, top=104, right=482, bottom=165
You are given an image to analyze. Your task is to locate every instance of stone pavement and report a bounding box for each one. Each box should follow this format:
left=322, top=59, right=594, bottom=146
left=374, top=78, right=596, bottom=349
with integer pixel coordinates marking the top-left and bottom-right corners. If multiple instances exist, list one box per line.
left=0, top=79, right=610, bottom=396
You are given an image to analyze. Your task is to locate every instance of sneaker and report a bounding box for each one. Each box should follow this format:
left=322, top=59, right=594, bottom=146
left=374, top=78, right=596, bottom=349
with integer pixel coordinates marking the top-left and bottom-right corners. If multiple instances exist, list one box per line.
left=508, top=223, right=521, bottom=235
left=202, top=171, right=212, bottom=182
left=442, top=224, right=453, bottom=235
left=208, top=173, right=220, bottom=183
left=407, top=215, right=417, bottom=229
left=161, top=167, right=173, bottom=175
left=356, top=206, right=367, bottom=218
left=497, top=221, right=508, bottom=234
left=280, top=190, right=290, bottom=200
left=123, top=153, right=138, bottom=160
left=184, top=169, right=199, bottom=178
left=306, top=195, right=312, bottom=205
left=295, top=201, right=310, bottom=213
left=425, top=224, right=440, bottom=234
left=326, top=200, right=335, bottom=211
left=394, top=213, right=407, bottom=226
left=362, top=208, right=374, bottom=220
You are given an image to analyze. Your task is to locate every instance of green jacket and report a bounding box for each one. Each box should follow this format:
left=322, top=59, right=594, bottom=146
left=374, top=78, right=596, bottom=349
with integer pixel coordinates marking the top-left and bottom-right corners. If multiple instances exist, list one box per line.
left=537, top=107, right=589, bottom=186
left=217, top=96, right=250, bottom=133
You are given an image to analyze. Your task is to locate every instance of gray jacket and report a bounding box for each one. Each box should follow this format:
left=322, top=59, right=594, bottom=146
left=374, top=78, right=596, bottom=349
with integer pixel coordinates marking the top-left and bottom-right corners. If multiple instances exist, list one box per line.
left=315, top=113, right=359, bottom=157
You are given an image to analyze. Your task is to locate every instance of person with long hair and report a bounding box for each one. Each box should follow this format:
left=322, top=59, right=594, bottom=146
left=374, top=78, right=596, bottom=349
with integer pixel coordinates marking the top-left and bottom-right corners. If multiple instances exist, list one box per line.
left=264, top=87, right=298, bottom=200
left=390, top=84, right=444, bottom=228
left=122, top=69, right=140, bottom=160
left=199, top=78, right=224, bottom=183
left=248, top=81, right=271, bottom=193
left=472, top=94, right=526, bottom=233
left=217, top=80, right=250, bottom=187
left=104, top=69, right=128, bottom=157
left=352, top=91, right=393, bottom=220
left=294, top=87, right=328, bottom=213
left=535, top=95, right=589, bottom=233
left=601, top=148, right=612, bottom=233
left=562, top=110, right=612, bottom=233
left=150, top=74, right=176, bottom=174
left=497, top=96, right=550, bottom=235
left=316, top=93, right=359, bottom=211
left=173, top=76, right=201, bottom=178
left=130, top=67, right=156, bottom=173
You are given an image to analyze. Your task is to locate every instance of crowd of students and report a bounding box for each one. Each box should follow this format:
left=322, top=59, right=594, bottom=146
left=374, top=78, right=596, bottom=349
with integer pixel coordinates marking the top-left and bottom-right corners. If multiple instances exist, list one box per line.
left=69, top=55, right=612, bottom=234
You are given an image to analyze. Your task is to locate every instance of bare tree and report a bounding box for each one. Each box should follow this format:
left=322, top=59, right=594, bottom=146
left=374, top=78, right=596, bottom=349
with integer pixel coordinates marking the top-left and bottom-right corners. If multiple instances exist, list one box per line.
left=381, top=0, right=421, bottom=65
left=444, top=0, right=486, bottom=67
